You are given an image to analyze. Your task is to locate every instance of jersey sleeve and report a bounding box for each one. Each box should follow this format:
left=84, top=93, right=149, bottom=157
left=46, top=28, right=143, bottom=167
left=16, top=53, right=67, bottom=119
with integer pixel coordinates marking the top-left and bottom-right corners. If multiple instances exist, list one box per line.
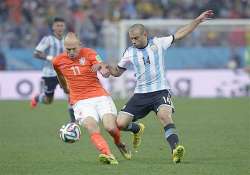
left=86, top=48, right=103, bottom=65
left=155, top=35, right=174, bottom=49
left=52, top=56, right=59, bottom=69
left=35, top=36, right=50, bottom=52
left=117, top=49, right=132, bottom=69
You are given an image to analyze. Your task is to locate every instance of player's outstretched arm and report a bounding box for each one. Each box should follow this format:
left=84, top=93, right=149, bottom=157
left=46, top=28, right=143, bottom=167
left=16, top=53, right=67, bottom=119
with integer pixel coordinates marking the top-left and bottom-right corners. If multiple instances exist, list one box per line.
left=91, top=63, right=110, bottom=78
left=33, top=50, right=54, bottom=61
left=174, top=10, right=214, bottom=41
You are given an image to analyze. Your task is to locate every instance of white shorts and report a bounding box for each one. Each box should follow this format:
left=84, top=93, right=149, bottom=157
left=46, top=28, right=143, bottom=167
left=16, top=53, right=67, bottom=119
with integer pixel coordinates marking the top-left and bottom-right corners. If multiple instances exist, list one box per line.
left=72, top=96, right=117, bottom=123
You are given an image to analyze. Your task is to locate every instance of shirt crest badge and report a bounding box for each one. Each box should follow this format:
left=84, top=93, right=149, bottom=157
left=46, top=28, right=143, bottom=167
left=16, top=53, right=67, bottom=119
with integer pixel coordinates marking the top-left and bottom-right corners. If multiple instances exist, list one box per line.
left=79, top=57, right=85, bottom=65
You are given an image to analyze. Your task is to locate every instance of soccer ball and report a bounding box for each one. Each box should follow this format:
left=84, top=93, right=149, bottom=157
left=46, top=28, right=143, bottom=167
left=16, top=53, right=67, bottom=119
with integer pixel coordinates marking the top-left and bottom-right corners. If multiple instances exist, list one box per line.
left=59, top=123, right=81, bottom=143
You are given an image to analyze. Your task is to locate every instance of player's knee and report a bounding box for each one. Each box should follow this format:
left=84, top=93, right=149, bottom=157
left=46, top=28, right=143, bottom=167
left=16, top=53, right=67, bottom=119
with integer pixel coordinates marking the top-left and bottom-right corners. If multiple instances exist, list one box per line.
left=117, top=114, right=132, bottom=130
left=158, top=113, right=173, bottom=126
left=104, top=125, right=116, bottom=133
left=84, top=121, right=99, bottom=133
left=86, top=126, right=99, bottom=133
left=158, top=107, right=172, bottom=117
left=116, top=119, right=128, bottom=130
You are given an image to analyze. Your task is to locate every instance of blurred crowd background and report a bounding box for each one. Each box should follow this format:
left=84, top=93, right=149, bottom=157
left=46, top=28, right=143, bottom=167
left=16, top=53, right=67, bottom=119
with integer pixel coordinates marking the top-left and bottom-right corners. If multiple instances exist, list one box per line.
left=0, top=0, right=250, bottom=70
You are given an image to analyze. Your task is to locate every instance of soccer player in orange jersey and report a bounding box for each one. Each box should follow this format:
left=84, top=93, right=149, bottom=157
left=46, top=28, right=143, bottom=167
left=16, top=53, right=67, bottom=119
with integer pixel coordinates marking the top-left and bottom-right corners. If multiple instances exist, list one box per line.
left=52, top=32, right=131, bottom=165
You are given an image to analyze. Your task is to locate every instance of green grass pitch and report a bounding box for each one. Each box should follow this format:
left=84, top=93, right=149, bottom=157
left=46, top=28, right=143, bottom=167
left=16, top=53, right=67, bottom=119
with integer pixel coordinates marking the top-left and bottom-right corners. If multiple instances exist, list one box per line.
left=0, top=98, right=249, bottom=175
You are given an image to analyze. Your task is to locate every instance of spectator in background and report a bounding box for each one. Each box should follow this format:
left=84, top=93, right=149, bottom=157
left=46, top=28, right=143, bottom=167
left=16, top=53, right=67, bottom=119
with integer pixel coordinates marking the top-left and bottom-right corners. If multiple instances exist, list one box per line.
left=1, top=0, right=250, bottom=49
left=120, top=0, right=137, bottom=19
left=0, top=49, right=6, bottom=70
left=228, top=27, right=246, bottom=47
left=0, top=1, right=8, bottom=22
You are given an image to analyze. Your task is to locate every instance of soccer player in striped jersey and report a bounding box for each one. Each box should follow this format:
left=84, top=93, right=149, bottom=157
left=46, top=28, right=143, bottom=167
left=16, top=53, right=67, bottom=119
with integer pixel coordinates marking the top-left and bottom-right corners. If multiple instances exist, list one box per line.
left=30, top=17, right=75, bottom=122
left=108, top=10, right=214, bottom=163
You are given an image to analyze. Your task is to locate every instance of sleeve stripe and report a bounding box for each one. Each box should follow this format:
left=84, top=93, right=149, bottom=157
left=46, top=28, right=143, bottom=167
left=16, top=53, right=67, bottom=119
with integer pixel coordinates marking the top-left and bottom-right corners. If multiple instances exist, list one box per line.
left=171, top=35, right=175, bottom=44
left=122, top=48, right=128, bottom=57
left=117, top=65, right=127, bottom=70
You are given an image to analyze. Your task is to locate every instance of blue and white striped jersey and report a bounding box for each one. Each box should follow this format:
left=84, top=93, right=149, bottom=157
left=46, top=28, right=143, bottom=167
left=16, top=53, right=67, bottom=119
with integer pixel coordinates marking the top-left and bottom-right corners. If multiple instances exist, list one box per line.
left=118, top=35, right=174, bottom=93
left=35, top=35, right=64, bottom=77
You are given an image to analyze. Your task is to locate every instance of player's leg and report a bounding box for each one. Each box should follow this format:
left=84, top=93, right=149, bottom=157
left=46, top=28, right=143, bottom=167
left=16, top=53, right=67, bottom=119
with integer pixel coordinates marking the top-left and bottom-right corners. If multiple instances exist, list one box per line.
left=37, top=76, right=57, bottom=104
left=82, top=116, right=118, bottom=164
left=154, top=90, right=185, bottom=163
left=117, top=112, right=145, bottom=149
left=50, top=79, right=76, bottom=122
left=157, top=106, right=185, bottom=163
left=102, top=113, right=132, bottom=160
left=81, top=117, right=111, bottom=156
left=66, top=95, right=75, bottom=122
left=67, top=105, right=75, bottom=122
left=97, top=96, right=131, bottom=160
left=73, top=99, right=118, bottom=164
left=30, top=76, right=57, bottom=107
left=117, top=94, right=149, bottom=149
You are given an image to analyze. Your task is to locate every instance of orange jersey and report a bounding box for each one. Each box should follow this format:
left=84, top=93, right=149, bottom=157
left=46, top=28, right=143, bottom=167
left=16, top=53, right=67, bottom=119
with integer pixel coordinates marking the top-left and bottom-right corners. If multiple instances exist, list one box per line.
left=52, top=48, right=109, bottom=105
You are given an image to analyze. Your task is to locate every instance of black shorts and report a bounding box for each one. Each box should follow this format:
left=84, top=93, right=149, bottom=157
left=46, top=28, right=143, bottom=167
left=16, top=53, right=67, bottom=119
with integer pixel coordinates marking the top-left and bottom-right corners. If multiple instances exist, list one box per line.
left=41, top=76, right=59, bottom=97
left=121, top=89, right=174, bottom=121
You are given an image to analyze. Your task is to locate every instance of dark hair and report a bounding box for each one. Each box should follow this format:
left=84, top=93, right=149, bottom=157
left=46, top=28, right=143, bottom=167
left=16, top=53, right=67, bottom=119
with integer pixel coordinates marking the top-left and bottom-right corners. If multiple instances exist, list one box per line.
left=52, top=17, right=65, bottom=24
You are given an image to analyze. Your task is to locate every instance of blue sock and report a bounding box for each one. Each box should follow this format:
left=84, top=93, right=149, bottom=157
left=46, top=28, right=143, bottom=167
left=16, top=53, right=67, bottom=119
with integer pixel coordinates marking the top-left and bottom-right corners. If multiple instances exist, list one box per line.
left=164, top=123, right=179, bottom=152
left=123, top=122, right=140, bottom=134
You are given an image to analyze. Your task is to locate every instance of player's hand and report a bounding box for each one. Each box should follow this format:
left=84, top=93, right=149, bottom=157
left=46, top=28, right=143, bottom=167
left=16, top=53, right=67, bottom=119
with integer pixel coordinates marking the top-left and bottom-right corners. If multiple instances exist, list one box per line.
left=99, top=66, right=110, bottom=78
left=91, top=64, right=101, bottom=72
left=197, top=10, right=214, bottom=22
left=99, top=63, right=110, bottom=78
left=101, top=72, right=110, bottom=78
